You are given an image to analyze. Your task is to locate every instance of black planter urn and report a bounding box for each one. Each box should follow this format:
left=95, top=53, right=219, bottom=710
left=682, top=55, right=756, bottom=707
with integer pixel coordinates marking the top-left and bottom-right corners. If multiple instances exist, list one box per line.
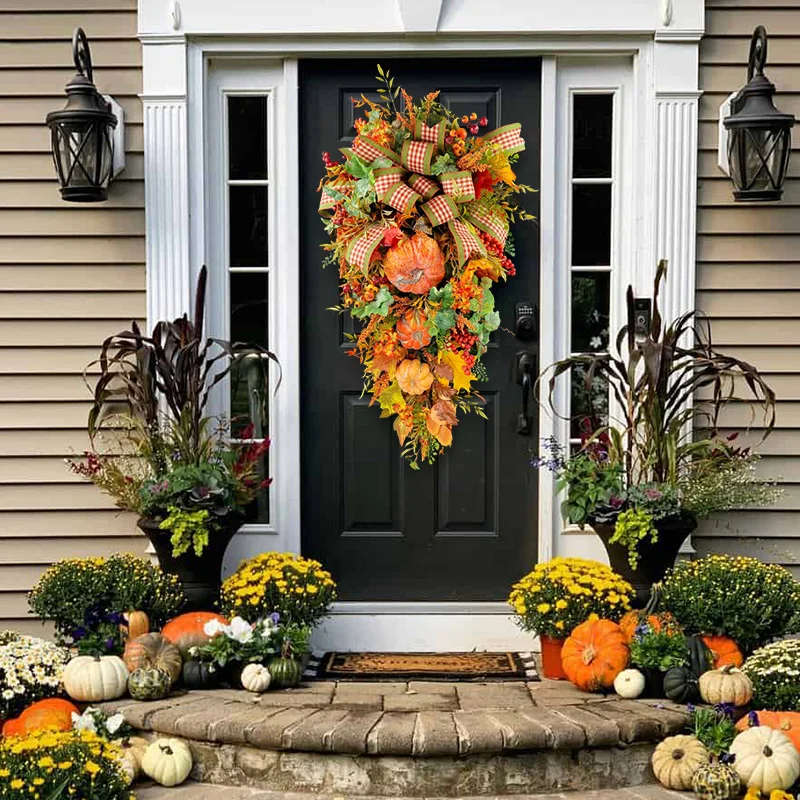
left=138, top=512, right=245, bottom=611
left=591, top=513, right=697, bottom=607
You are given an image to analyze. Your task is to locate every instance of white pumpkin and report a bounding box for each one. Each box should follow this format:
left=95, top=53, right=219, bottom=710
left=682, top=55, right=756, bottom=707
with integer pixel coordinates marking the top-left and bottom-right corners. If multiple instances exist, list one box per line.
left=241, top=663, right=272, bottom=693
left=142, top=738, right=193, bottom=787
left=651, top=734, right=710, bottom=791
left=729, top=725, right=800, bottom=793
left=63, top=654, right=129, bottom=702
left=117, top=736, right=149, bottom=785
left=613, top=668, right=646, bottom=699
left=699, top=665, right=753, bottom=707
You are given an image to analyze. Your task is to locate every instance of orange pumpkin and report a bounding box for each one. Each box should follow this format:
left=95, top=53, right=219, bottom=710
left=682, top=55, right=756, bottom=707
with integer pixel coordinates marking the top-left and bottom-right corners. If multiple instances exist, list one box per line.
left=736, top=711, right=800, bottom=753
left=120, top=610, right=150, bottom=642
left=383, top=233, right=445, bottom=295
left=396, top=359, right=435, bottom=396
left=2, top=698, right=79, bottom=738
left=701, top=635, right=743, bottom=669
left=161, top=612, right=228, bottom=658
left=618, top=583, right=679, bottom=643
left=396, top=309, right=432, bottom=351
left=123, top=632, right=182, bottom=684
left=561, top=618, right=630, bottom=692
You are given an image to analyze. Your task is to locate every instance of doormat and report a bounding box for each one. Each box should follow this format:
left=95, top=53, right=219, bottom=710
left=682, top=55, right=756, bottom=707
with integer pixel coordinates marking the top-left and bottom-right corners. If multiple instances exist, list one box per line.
left=307, top=651, right=539, bottom=682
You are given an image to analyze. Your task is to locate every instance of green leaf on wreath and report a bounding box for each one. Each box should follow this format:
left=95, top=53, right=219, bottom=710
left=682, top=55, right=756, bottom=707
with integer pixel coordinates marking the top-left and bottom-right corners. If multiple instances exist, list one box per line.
left=483, top=311, right=501, bottom=331
left=378, top=381, right=406, bottom=414
left=431, top=154, right=458, bottom=176
left=434, top=309, right=456, bottom=332
left=345, top=154, right=373, bottom=180
left=364, top=286, right=394, bottom=317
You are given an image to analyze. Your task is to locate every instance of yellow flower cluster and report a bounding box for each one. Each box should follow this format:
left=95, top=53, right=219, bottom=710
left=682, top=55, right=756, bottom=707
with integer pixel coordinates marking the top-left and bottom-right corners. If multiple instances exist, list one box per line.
left=0, top=728, right=131, bottom=800
left=220, top=551, right=337, bottom=627
left=508, top=557, right=633, bottom=639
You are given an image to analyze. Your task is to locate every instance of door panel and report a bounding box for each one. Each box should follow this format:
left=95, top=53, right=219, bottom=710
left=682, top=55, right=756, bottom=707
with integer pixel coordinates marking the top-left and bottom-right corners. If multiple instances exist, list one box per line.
left=301, top=58, right=541, bottom=602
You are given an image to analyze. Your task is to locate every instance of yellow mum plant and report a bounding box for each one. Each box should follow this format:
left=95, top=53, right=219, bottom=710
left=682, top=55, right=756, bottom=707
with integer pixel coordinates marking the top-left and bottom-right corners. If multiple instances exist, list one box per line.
left=0, top=728, right=131, bottom=800
left=508, top=557, right=633, bottom=639
left=220, top=552, right=337, bottom=627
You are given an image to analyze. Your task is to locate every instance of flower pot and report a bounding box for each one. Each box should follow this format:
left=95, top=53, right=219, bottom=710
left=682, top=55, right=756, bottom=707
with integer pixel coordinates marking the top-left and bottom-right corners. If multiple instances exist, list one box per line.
left=540, top=635, right=568, bottom=680
left=591, top=513, right=697, bottom=607
left=137, top=512, right=245, bottom=611
left=641, top=667, right=667, bottom=699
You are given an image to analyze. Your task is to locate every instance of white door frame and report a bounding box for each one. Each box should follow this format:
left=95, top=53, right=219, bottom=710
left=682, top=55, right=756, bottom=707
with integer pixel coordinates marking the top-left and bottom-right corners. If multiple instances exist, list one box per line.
left=139, top=1, right=703, bottom=649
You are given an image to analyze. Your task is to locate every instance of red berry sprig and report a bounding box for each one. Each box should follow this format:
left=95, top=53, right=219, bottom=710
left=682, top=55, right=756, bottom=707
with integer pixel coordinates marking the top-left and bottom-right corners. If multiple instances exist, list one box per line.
left=477, top=230, right=516, bottom=277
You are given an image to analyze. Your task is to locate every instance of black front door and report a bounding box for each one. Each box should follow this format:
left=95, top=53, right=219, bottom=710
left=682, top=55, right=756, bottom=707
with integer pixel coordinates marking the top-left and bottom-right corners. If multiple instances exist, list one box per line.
left=300, top=58, right=541, bottom=602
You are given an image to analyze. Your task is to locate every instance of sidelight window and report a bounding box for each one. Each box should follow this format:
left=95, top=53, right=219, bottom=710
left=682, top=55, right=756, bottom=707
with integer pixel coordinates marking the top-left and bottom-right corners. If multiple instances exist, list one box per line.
left=568, top=92, right=614, bottom=443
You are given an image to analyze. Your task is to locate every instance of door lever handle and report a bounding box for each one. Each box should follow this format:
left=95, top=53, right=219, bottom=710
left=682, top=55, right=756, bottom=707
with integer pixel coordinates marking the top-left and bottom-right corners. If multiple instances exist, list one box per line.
left=516, top=351, right=535, bottom=436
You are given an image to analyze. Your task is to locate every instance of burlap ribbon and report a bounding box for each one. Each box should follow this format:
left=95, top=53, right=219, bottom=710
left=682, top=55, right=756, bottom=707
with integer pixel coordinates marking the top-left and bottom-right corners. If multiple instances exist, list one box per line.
left=319, top=120, right=525, bottom=272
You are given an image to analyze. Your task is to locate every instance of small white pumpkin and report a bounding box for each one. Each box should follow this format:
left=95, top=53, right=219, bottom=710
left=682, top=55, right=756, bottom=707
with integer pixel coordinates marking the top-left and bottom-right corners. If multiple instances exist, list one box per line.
left=613, top=668, right=646, bottom=699
left=729, top=725, right=800, bottom=792
left=699, top=664, right=753, bottom=707
left=651, top=734, right=710, bottom=791
left=142, top=738, right=193, bottom=787
left=241, top=663, right=272, bottom=693
left=63, top=654, right=129, bottom=702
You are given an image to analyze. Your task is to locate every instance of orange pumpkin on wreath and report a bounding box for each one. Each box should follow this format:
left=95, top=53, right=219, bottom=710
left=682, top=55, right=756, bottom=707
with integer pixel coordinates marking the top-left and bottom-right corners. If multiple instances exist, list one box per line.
left=396, top=309, right=432, bottom=350
left=701, top=634, right=743, bottom=669
left=561, top=618, right=629, bottom=692
left=396, top=359, right=434, bottom=395
left=383, top=233, right=445, bottom=295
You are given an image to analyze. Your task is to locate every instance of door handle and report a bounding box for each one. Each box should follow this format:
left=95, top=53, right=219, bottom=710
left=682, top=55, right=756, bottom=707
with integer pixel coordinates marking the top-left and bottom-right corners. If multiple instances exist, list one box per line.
left=516, top=351, right=535, bottom=436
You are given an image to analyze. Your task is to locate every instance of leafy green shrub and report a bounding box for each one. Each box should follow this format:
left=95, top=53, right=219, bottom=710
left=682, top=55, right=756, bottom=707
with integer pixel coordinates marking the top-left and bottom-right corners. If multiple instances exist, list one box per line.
left=28, top=553, right=185, bottom=642
left=742, top=639, right=800, bottom=711
left=661, top=554, right=800, bottom=652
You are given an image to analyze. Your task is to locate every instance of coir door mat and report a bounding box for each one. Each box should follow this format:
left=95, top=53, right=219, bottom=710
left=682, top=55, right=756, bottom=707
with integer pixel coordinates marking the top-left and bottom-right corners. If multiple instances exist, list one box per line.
left=307, top=651, right=539, bottom=681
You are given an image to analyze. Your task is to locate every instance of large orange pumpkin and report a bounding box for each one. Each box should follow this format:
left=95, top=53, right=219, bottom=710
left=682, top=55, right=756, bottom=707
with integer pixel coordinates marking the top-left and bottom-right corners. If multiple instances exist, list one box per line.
left=2, top=698, right=78, bottom=738
left=383, top=233, right=445, bottom=295
left=396, top=359, right=435, bottom=396
left=161, top=612, right=228, bottom=658
left=396, top=309, right=432, bottom=351
left=701, top=635, right=743, bottom=669
left=561, top=618, right=630, bottom=692
left=736, top=711, right=800, bottom=753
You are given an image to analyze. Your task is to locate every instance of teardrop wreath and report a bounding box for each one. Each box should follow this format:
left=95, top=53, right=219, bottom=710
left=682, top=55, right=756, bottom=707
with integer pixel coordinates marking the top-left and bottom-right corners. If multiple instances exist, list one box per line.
left=318, top=66, right=534, bottom=465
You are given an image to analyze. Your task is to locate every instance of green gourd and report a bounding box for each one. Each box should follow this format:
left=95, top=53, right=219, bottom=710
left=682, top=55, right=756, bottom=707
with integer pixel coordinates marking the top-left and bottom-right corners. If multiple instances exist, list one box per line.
left=128, top=667, right=172, bottom=701
left=691, top=760, right=741, bottom=800
left=267, top=657, right=302, bottom=689
left=664, top=634, right=710, bottom=704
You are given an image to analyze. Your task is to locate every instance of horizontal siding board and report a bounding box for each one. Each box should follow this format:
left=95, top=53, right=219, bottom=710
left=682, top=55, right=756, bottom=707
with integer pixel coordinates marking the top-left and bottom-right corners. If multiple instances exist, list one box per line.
left=696, top=372, right=800, bottom=399
left=0, top=68, right=141, bottom=96
left=0, top=457, right=91, bottom=482
left=698, top=206, right=800, bottom=234
left=697, top=235, right=800, bottom=262
left=715, top=428, right=800, bottom=456
left=0, top=402, right=90, bottom=429
left=2, top=0, right=137, bottom=10
left=706, top=9, right=800, bottom=34
left=0, top=266, right=144, bottom=292
left=700, top=93, right=800, bottom=123
left=0, top=125, right=144, bottom=156
left=0, top=483, right=116, bottom=510
left=0, top=153, right=143, bottom=180
left=699, top=178, right=800, bottom=206
left=693, top=536, right=800, bottom=564
left=699, top=64, right=800, bottom=93
left=715, top=402, right=797, bottom=429
left=0, top=180, right=143, bottom=208
left=0, top=292, right=144, bottom=319
left=0, top=376, right=91, bottom=402
left=0, top=510, right=138, bottom=538
left=0, top=534, right=144, bottom=564
left=0, top=320, right=142, bottom=347
left=0, top=12, right=136, bottom=39
left=0, top=349, right=102, bottom=374
left=0, top=97, right=142, bottom=125
left=757, top=456, right=800, bottom=481
left=0, top=564, right=50, bottom=592
left=0, top=593, right=37, bottom=618
left=0, top=40, right=140, bottom=69
left=0, top=209, right=145, bottom=237
left=700, top=36, right=800, bottom=65
left=697, top=290, right=800, bottom=317
left=0, top=237, right=144, bottom=263
left=2, top=619, right=56, bottom=637
left=0, top=429, right=100, bottom=457
left=696, top=511, right=800, bottom=539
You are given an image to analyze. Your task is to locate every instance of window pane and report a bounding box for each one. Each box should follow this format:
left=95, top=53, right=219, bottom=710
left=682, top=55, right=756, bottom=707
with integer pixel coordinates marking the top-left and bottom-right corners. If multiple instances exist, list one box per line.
left=573, top=94, right=613, bottom=178
left=571, top=272, right=610, bottom=353
left=229, top=186, right=268, bottom=267
left=571, top=184, right=611, bottom=266
left=570, top=364, right=609, bottom=440
left=228, top=96, right=268, bottom=180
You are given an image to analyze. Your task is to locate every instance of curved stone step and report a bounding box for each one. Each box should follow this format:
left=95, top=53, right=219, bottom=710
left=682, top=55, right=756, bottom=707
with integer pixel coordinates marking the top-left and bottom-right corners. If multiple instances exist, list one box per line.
left=101, top=681, right=688, bottom=797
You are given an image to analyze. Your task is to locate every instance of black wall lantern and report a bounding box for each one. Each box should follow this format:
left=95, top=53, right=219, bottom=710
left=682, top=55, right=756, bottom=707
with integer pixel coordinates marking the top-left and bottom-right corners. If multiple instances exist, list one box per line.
left=722, top=26, right=795, bottom=201
left=45, top=28, right=123, bottom=202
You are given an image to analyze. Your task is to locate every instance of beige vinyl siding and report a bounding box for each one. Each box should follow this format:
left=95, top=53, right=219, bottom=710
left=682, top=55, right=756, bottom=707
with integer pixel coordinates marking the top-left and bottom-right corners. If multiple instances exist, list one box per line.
left=0, top=0, right=145, bottom=637
left=695, top=0, right=800, bottom=576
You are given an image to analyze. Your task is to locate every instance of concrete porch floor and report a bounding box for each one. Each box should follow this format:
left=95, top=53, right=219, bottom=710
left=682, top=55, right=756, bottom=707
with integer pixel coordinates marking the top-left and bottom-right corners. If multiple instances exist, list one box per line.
left=104, top=678, right=688, bottom=797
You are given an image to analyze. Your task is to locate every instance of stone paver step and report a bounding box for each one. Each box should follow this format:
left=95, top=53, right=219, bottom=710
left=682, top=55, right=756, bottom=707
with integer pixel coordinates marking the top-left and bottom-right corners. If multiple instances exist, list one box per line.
left=136, top=782, right=685, bottom=800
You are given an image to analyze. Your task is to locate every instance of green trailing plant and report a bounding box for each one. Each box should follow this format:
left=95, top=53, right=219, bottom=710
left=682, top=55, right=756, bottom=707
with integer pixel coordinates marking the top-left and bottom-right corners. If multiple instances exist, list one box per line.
left=609, top=508, right=658, bottom=569
left=159, top=507, right=212, bottom=557
left=661, top=554, right=800, bottom=652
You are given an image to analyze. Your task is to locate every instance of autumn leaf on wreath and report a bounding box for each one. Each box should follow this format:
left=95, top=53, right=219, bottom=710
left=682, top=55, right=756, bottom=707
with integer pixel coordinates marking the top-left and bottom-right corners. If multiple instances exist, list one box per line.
left=393, top=415, right=412, bottom=446
left=363, top=286, right=394, bottom=317
left=433, top=360, right=454, bottom=383
left=366, top=350, right=405, bottom=380
left=439, top=350, right=475, bottom=393
left=431, top=399, right=458, bottom=428
left=378, top=380, right=406, bottom=416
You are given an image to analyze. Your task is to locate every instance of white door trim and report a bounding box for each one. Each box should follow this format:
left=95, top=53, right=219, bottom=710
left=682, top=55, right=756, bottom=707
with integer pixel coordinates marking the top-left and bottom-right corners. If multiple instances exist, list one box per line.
left=139, top=8, right=702, bottom=647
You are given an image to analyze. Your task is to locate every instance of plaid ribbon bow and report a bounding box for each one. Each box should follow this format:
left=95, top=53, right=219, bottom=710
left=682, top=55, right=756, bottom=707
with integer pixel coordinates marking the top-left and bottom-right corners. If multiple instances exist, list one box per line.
left=319, top=119, right=525, bottom=272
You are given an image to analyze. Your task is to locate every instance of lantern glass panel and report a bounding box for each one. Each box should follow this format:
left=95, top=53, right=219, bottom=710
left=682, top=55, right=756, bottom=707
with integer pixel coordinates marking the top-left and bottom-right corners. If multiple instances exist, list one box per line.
left=729, top=124, right=791, bottom=195
left=52, top=119, right=113, bottom=198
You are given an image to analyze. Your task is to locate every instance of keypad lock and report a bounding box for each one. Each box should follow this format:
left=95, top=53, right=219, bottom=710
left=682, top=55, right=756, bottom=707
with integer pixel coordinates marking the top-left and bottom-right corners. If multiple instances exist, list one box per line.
left=515, top=301, right=537, bottom=341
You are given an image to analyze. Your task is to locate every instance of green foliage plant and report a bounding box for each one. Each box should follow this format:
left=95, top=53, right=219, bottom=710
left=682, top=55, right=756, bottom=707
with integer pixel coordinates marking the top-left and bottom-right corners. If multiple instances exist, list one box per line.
left=661, top=554, right=800, bottom=652
left=689, top=704, right=737, bottom=756
left=629, top=625, right=688, bottom=671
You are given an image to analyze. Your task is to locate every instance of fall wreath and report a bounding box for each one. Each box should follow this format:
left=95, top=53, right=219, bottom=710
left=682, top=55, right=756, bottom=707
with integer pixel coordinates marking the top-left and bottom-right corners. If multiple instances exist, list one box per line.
left=318, top=66, right=534, bottom=465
